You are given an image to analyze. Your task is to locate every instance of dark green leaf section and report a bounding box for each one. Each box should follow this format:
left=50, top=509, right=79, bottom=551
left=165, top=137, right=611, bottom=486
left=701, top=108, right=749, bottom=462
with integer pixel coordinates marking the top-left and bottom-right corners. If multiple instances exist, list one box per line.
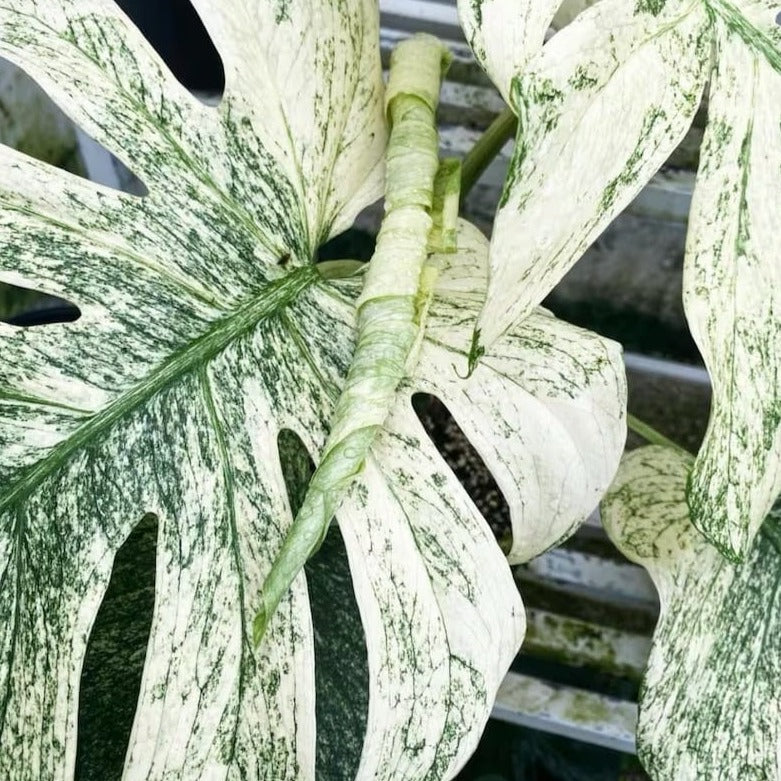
left=603, top=446, right=781, bottom=780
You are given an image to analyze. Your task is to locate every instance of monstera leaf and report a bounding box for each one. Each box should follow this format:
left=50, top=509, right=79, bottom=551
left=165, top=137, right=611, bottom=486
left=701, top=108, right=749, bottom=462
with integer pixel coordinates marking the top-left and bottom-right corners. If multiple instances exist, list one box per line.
left=461, top=0, right=781, bottom=561
left=457, top=0, right=711, bottom=351
left=602, top=446, right=781, bottom=780
left=683, top=4, right=781, bottom=560
left=0, top=1, right=627, bottom=778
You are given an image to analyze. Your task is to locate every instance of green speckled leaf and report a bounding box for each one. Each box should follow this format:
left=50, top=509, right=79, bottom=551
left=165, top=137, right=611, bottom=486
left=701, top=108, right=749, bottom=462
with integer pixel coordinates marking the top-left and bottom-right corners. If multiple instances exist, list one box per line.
left=412, top=221, right=627, bottom=563
left=0, top=0, right=386, bottom=273
left=0, top=2, right=628, bottom=778
left=602, top=446, right=781, bottom=780
left=464, top=0, right=711, bottom=350
left=457, top=0, right=560, bottom=104
left=456, top=0, right=609, bottom=104
left=684, top=10, right=781, bottom=560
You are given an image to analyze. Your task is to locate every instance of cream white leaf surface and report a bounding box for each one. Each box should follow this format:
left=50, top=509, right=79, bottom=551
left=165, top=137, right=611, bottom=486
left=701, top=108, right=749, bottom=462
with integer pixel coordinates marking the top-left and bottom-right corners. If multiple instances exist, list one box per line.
left=0, top=0, right=386, bottom=273
left=683, top=12, right=781, bottom=560
left=412, top=222, right=627, bottom=564
left=0, top=3, right=627, bottom=778
left=602, top=446, right=781, bottom=780
left=467, top=0, right=710, bottom=352
left=457, top=0, right=560, bottom=104
left=457, top=0, right=605, bottom=105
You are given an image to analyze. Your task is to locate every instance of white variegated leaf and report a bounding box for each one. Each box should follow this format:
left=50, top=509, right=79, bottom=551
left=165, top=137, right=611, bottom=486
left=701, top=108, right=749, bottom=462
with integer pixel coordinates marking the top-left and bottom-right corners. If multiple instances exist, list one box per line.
left=602, top=446, right=781, bottom=780
left=0, top=0, right=386, bottom=273
left=683, top=11, right=781, bottom=560
left=456, top=0, right=604, bottom=105
left=0, top=3, right=629, bottom=775
left=457, top=0, right=560, bottom=104
left=412, top=221, right=627, bottom=563
left=463, top=0, right=710, bottom=352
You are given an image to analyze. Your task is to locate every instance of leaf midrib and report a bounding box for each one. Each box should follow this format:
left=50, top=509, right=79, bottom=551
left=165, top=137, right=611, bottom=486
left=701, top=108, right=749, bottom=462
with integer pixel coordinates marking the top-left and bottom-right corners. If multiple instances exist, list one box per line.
left=0, top=265, right=318, bottom=515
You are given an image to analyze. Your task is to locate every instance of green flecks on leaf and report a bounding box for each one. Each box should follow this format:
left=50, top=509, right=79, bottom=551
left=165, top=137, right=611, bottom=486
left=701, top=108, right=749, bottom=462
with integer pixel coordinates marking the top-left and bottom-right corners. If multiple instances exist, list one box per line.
left=427, top=158, right=462, bottom=254
left=470, top=0, right=484, bottom=28
left=706, top=0, right=781, bottom=76
left=465, top=327, right=486, bottom=377
left=0, top=266, right=319, bottom=516
left=473, top=0, right=710, bottom=350
left=635, top=0, right=667, bottom=16
left=568, top=65, right=599, bottom=90
left=531, top=77, right=565, bottom=105
left=603, top=447, right=781, bottom=779
left=684, top=29, right=781, bottom=559
left=599, top=105, right=669, bottom=214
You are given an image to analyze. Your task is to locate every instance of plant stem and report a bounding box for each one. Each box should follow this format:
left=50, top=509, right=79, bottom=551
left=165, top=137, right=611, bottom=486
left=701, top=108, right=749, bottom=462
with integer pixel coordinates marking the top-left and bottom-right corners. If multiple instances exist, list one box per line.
left=627, top=413, right=691, bottom=455
left=459, top=107, right=518, bottom=204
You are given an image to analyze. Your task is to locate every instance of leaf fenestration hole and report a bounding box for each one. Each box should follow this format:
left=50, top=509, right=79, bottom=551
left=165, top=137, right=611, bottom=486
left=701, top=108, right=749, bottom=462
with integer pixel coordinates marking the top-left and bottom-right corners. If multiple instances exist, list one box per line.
left=413, top=393, right=512, bottom=549
left=277, top=429, right=369, bottom=779
left=75, top=512, right=158, bottom=781
left=317, top=227, right=376, bottom=264
left=776, top=10, right=781, bottom=24
left=0, top=56, right=147, bottom=195
left=0, top=281, right=80, bottom=327
left=114, top=0, right=225, bottom=103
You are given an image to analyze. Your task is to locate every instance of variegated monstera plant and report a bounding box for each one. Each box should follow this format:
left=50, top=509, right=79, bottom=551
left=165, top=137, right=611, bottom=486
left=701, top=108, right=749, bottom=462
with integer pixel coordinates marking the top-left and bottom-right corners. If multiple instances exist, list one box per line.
left=0, top=0, right=778, bottom=779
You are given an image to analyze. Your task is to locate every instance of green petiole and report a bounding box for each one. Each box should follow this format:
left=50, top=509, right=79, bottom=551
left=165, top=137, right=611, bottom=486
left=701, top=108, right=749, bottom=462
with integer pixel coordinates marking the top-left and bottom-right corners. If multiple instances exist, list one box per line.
left=459, top=107, right=517, bottom=205
left=253, top=34, right=458, bottom=646
left=626, top=413, right=691, bottom=455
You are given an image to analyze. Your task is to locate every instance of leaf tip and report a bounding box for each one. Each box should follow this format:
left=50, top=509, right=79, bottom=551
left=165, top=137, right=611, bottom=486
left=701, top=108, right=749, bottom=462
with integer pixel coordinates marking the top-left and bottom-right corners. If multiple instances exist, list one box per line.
left=465, top=327, right=485, bottom=377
